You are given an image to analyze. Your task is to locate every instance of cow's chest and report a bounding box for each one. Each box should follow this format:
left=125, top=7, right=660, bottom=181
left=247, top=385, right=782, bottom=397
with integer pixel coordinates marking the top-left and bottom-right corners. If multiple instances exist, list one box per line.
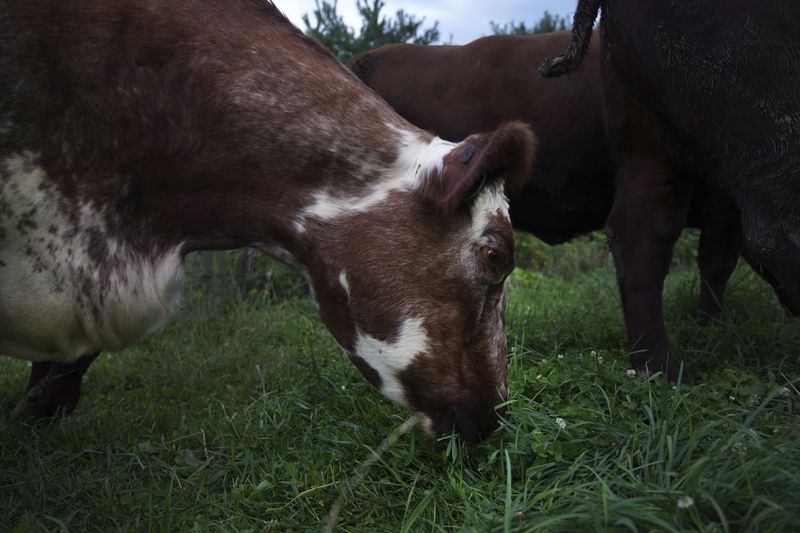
left=0, top=153, right=184, bottom=362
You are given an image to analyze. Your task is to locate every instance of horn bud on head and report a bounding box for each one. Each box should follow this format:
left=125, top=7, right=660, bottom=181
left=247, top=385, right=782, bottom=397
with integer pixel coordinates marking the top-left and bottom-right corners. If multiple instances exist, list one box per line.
left=415, top=121, right=537, bottom=215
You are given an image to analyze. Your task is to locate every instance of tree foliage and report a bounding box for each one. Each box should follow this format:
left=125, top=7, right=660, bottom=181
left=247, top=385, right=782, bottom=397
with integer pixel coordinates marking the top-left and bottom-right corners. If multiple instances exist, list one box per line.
left=303, top=0, right=440, bottom=62
left=490, top=11, right=569, bottom=36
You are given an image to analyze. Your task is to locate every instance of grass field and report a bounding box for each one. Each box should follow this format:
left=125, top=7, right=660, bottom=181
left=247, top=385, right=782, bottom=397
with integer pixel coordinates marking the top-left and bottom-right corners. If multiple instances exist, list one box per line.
left=1, top=232, right=798, bottom=532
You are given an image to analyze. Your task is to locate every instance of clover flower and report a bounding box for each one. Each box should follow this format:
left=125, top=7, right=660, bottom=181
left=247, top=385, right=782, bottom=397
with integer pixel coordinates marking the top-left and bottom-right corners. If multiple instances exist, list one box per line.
left=555, top=417, right=567, bottom=430
left=677, top=495, right=695, bottom=509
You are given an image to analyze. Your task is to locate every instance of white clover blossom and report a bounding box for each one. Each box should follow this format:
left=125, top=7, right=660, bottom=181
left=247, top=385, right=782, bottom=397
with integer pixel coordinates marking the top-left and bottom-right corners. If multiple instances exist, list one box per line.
left=626, top=369, right=637, bottom=378
left=728, top=395, right=736, bottom=402
left=557, top=353, right=565, bottom=360
left=778, top=386, right=792, bottom=397
left=677, top=495, right=695, bottom=509
left=588, top=350, right=603, bottom=362
left=555, top=417, right=567, bottom=430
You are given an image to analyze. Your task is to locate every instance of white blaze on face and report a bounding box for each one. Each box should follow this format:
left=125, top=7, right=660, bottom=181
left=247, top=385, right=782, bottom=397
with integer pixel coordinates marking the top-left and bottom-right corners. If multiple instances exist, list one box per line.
left=353, top=316, right=429, bottom=405
left=468, top=180, right=510, bottom=244
left=465, top=180, right=512, bottom=396
left=455, top=180, right=512, bottom=279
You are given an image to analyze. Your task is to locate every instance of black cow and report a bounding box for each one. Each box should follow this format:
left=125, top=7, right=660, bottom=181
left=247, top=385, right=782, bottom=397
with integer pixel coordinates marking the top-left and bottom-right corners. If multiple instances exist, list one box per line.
left=541, top=1, right=800, bottom=378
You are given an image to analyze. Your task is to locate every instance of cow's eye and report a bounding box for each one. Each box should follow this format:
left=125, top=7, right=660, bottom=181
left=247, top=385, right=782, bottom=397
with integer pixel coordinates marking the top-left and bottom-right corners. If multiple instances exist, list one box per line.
left=480, top=245, right=512, bottom=284
left=487, top=248, right=505, bottom=265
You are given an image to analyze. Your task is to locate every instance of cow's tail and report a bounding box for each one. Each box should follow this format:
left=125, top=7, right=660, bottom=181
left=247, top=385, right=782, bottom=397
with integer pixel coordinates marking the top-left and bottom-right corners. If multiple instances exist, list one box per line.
left=539, top=0, right=601, bottom=78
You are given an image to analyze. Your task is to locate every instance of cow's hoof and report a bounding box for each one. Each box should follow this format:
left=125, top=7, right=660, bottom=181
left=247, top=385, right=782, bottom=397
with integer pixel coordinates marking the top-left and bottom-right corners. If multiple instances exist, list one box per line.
left=9, top=384, right=71, bottom=421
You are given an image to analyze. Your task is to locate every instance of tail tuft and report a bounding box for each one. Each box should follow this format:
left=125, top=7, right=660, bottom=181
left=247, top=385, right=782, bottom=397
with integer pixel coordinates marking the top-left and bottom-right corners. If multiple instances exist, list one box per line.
left=539, top=0, right=602, bottom=78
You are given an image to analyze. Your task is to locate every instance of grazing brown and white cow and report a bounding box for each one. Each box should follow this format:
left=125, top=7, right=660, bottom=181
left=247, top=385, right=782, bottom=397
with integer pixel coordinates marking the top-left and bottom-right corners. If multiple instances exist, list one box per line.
left=0, top=0, right=536, bottom=442
left=541, top=0, right=800, bottom=379
left=352, top=32, right=790, bottom=380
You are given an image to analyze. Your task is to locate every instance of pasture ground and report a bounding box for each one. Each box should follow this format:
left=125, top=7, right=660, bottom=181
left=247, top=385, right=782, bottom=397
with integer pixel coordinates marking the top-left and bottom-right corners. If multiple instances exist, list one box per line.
left=1, top=232, right=799, bottom=532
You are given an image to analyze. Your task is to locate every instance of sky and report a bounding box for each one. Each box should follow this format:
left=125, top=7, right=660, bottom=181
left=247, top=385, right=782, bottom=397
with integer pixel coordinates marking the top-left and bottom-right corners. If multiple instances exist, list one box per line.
left=275, top=0, right=576, bottom=45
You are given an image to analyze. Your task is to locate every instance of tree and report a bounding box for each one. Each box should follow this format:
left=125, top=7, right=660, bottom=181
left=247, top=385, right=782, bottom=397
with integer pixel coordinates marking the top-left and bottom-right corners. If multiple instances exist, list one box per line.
left=490, top=11, right=569, bottom=36
left=303, top=0, right=440, bottom=62
left=302, top=1, right=355, bottom=61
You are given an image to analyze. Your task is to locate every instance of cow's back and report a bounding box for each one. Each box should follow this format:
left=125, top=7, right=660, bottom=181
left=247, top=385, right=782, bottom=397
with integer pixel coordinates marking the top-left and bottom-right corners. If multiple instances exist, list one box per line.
left=604, top=1, right=800, bottom=227
left=354, top=32, right=616, bottom=244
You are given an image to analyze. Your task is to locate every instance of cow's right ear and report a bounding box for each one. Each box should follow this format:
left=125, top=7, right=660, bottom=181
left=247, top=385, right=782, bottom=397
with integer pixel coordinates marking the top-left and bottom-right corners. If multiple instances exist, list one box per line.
left=415, top=121, right=536, bottom=215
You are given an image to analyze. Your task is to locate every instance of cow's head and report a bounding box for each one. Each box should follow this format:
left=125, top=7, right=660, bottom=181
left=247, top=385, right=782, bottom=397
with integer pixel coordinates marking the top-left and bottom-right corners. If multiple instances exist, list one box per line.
left=293, top=122, right=535, bottom=442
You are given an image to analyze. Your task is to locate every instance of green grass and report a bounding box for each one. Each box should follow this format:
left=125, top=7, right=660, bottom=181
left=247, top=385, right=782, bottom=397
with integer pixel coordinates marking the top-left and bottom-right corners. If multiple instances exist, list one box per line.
left=1, top=232, right=798, bottom=532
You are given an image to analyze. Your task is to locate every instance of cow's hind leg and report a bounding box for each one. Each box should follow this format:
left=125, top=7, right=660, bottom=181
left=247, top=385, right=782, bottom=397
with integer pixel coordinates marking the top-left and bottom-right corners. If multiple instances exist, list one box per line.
left=744, top=227, right=800, bottom=316
left=606, top=157, right=693, bottom=382
left=10, top=353, right=100, bottom=420
left=696, top=191, right=743, bottom=325
left=741, top=255, right=800, bottom=316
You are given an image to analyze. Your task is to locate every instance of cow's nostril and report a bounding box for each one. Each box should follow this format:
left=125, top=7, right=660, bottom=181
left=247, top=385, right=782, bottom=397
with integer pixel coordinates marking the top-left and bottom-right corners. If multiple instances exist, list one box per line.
left=451, top=406, right=483, bottom=443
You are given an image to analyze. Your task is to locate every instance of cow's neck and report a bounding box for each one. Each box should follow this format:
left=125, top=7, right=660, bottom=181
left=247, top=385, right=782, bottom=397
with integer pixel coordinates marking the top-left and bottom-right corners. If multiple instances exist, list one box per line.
left=142, top=120, right=437, bottom=266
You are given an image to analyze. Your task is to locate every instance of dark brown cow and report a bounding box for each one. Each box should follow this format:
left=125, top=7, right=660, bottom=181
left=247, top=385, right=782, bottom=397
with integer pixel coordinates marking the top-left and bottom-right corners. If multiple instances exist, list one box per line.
left=0, top=0, right=538, bottom=442
left=541, top=1, right=800, bottom=379
left=352, top=32, right=781, bottom=379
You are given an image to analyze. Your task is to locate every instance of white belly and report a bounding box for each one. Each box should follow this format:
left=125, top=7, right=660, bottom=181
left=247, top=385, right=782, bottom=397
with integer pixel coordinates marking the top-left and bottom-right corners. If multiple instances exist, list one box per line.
left=0, top=152, right=184, bottom=362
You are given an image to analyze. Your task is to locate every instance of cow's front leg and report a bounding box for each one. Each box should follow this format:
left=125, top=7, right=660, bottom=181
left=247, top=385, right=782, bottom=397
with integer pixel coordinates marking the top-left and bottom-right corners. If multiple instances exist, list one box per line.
left=10, top=353, right=100, bottom=420
left=696, top=190, right=743, bottom=324
left=606, top=157, right=693, bottom=382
